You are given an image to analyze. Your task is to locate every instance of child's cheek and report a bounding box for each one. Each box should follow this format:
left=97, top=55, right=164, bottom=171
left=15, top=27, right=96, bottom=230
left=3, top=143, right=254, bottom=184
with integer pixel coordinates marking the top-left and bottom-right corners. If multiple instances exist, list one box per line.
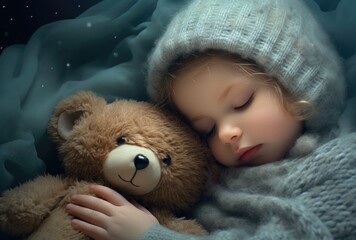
left=248, top=103, right=288, bottom=136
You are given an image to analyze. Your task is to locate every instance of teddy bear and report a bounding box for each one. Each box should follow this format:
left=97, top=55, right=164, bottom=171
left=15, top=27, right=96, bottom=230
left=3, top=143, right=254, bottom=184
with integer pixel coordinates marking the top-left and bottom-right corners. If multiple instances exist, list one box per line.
left=0, top=91, right=218, bottom=240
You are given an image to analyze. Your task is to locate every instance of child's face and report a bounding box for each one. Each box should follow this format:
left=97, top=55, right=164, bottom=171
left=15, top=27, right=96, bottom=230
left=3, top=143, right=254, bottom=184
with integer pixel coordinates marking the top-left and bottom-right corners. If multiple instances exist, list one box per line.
left=172, top=57, right=302, bottom=167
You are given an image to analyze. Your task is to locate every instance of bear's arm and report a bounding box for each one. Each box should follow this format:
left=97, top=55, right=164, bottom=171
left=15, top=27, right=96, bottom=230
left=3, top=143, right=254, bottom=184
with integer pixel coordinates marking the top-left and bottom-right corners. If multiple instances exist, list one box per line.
left=0, top=175, right=68, bottom=237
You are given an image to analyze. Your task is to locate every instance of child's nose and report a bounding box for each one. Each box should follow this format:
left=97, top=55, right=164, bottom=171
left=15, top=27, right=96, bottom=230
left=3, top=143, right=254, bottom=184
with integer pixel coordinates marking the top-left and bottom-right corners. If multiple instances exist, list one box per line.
left=218, top=123, right=242, bottom=144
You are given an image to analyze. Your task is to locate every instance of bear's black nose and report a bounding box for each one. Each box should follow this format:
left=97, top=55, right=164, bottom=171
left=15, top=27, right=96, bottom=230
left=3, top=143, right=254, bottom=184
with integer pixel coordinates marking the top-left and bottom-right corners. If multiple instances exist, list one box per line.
left=134, top=154, right=149, bottom=170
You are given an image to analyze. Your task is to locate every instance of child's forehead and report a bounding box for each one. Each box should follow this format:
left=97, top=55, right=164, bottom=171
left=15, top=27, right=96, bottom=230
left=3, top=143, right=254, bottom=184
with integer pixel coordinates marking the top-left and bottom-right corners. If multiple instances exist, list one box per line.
left=172, top=58, right=217, bottom=84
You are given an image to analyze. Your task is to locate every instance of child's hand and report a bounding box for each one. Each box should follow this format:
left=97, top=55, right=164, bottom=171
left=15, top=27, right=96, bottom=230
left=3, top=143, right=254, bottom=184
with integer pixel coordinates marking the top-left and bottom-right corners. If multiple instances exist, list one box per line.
left=65, top=185, right=159, bottom=240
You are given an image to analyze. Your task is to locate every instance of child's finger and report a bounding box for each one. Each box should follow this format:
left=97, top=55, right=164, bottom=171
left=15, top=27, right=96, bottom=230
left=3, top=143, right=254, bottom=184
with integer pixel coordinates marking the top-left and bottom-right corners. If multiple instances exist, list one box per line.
left=70, top=194, right=114, bottom=216
left=89, top=185, right=131, bottom=207
left=71, top=218, right=109, bottom=240
left=66, top=203, right=108, bottom=228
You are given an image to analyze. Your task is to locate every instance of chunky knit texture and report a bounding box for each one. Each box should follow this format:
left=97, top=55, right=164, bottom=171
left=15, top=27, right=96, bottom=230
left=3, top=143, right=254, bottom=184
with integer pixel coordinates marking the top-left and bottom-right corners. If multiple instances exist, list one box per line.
left=147, top=0, right=345, bottom=133
left=143, top=0, right=355, bottom=239
left=141, top=132, right=356, bottom=240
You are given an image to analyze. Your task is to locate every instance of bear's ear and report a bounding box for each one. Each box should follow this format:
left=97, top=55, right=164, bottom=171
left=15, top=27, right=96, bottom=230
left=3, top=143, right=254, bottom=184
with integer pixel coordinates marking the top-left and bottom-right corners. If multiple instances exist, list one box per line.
left=48, top=91, right=107, bottom=144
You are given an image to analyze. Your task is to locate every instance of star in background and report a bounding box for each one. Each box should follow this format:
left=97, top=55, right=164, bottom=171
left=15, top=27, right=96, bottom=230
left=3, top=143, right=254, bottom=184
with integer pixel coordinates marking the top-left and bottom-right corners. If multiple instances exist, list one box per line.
left=0, top=0, right=102, bottom=54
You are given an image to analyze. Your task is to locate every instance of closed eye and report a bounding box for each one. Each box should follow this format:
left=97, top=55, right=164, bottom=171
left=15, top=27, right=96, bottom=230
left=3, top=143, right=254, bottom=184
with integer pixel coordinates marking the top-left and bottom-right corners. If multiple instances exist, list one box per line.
left=205, top=125, right=216, bottom=139
left=234, top=93, right=254, bottom=111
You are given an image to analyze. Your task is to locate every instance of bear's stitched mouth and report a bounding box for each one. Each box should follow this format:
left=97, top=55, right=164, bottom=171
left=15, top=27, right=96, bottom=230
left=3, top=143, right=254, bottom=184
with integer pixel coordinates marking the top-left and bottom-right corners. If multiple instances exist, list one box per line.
left=118, top=174, right=140, bottom=187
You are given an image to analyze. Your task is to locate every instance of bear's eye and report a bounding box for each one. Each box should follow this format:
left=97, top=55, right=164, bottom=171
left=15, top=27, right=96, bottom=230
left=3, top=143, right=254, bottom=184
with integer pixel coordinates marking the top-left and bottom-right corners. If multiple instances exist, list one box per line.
left=116, top=136, right=127, bottom=145
left=162, top=155, right=172, bottom=166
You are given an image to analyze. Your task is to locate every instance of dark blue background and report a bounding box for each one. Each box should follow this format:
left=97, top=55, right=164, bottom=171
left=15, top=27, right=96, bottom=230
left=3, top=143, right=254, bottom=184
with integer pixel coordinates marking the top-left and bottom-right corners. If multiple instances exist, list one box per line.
left=0, top=0, right=102, bottom=54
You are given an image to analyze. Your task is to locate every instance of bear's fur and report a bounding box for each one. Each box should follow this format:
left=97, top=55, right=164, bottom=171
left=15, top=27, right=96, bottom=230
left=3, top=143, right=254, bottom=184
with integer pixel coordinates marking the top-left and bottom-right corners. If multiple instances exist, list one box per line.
left=0, top=91, right=218, bottom=239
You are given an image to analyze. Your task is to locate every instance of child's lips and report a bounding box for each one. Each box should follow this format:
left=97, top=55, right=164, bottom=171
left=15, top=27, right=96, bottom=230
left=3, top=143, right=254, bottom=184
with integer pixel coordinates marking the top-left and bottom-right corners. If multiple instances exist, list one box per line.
left=236, top=144, right=262, bottom=162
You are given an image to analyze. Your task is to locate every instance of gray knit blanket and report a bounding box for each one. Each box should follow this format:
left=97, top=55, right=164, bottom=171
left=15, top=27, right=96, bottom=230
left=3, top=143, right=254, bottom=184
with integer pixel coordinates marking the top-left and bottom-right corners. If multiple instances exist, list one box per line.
left=193, top=132, right=356, bottom=239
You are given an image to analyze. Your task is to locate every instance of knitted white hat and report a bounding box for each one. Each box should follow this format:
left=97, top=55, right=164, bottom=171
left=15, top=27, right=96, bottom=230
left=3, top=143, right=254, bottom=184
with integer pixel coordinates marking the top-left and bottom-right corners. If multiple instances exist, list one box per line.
left=147, top=0, right=345, bottom=133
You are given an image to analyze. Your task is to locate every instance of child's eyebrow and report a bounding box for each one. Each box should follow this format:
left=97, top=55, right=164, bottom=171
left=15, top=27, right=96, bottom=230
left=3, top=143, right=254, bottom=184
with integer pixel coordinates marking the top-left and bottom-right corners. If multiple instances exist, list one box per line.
left=218, top=85, right=232, bottom=103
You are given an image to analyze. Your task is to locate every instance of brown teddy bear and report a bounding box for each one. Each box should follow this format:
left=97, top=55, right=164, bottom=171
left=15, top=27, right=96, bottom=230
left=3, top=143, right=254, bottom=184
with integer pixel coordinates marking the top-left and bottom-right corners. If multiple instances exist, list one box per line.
left=0, top=91, right=218, bottom=240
